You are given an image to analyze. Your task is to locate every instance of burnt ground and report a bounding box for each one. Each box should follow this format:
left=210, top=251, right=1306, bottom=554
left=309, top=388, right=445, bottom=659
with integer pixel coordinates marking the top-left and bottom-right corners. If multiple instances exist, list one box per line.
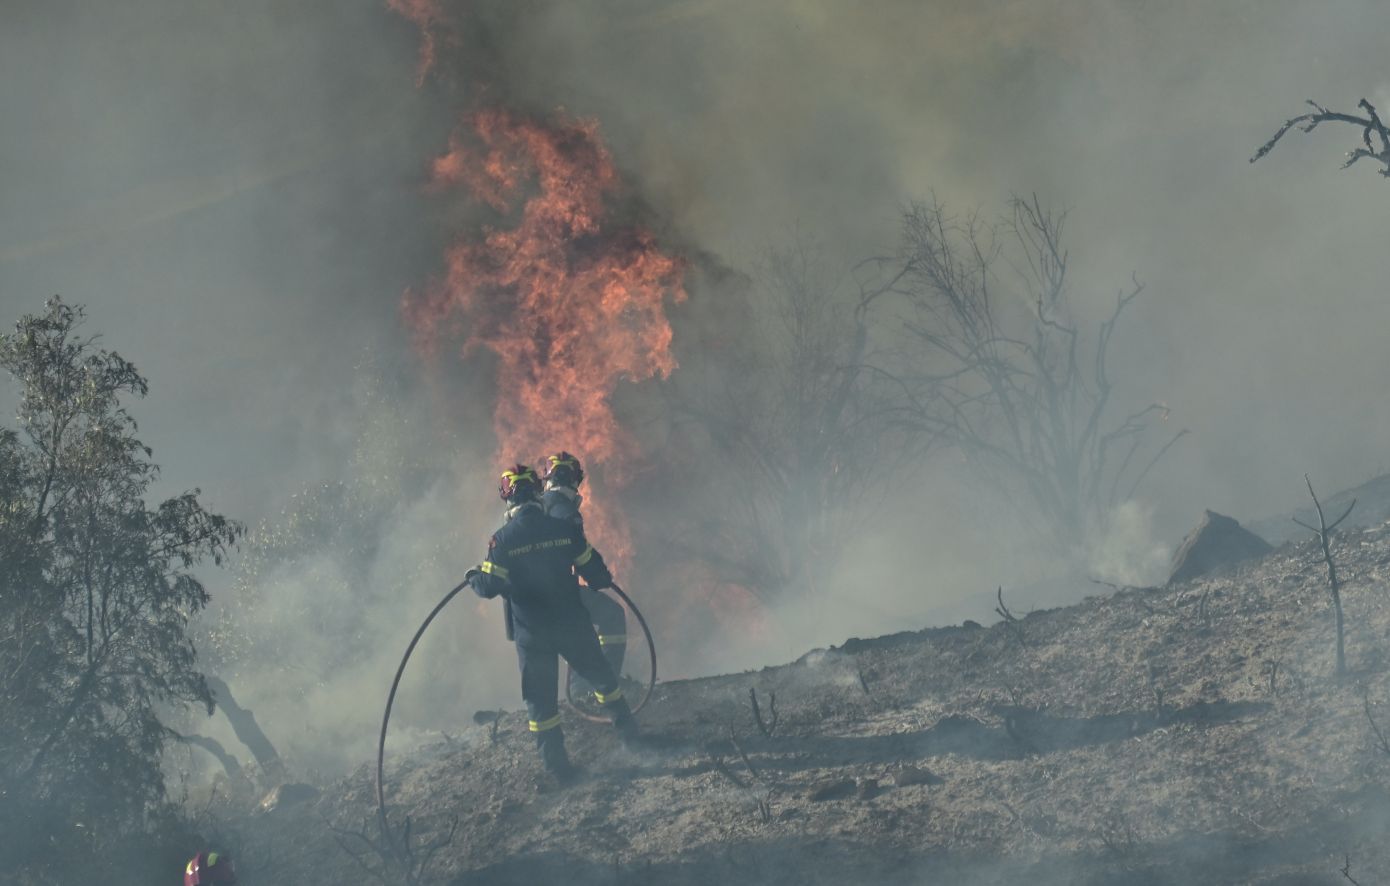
left=206, top=519, right=1390, bottom=885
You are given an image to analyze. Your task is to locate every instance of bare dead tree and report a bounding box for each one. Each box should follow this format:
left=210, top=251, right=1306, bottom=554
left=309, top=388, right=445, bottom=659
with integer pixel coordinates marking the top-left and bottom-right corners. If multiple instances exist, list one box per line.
left=1293, top=475, right=1356, bottom=677
left=659, top=238, right=917, bottom=604
left=995, top=586, right=1026, bottom=647
left=206, top=674, right=284, bottom=780
left=748, top=688, right=779, bottom=738
left=866, top=194, right=1186, bottom=547
left=1252, top=99, right=1390, bottom=179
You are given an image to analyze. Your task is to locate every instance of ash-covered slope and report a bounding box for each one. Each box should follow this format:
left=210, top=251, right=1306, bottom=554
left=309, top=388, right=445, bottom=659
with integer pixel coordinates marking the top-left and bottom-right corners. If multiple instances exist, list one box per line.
left=227, top=521, right=1390, bottom=886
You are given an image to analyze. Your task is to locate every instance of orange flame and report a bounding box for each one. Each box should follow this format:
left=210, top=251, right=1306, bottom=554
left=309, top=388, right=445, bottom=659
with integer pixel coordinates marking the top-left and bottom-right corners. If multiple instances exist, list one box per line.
left=404, top=109, right=687, bottom=563
left=387, top=0, right=446, bottom=85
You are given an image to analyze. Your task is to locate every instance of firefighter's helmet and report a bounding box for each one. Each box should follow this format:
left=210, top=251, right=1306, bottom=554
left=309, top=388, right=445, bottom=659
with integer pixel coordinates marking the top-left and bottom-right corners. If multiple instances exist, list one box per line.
left=499, top=464, right=541, bottom=503
left=185, top=851, right=237, bottom=885
left=542, top=451, right=584, bottom=489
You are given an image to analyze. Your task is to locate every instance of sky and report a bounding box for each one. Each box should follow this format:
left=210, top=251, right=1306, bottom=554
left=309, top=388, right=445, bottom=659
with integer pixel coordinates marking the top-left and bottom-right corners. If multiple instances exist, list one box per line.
left=3, top=0, right=1390, bottom=767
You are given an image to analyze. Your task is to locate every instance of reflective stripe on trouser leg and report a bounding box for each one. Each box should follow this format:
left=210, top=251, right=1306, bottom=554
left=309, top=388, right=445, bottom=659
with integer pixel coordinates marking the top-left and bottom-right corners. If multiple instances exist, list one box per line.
left=593, top=687, right=624, bottom=704
left=597, top=634, right=626, bottom=677
left=529, top=713, right=562, bottom=732
left=518, top=641, right=560, bottom=738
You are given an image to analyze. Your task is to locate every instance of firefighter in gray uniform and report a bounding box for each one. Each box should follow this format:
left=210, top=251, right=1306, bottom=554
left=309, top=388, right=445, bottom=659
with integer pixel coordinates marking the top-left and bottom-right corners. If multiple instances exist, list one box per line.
left=468, top=465, right=639, bottom=782
left=540, top=452, right=629, bottom=684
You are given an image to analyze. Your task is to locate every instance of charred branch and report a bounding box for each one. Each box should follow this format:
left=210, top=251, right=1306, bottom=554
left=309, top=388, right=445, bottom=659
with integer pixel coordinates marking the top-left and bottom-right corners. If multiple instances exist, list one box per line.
left=325, top=809, right=458, bottom=886
left=749, top=688, right=779, bottom=737
left=855, top=659, right=874, bottom=698
left=995, top=586, right=1027, bottom=647
left=727, top=725, right=768, bottom=786
left=1364, top=693, right=1390, bottom=758
left=1293, top=475, right=1356, bottom=677
left=1252, top=99, right=1390, bottom=179
left=1341, top=854, right=1364, bottom=886
left=471, top=708, right=505, bottom=745
left=1146, top=664, right=1166, bottom=721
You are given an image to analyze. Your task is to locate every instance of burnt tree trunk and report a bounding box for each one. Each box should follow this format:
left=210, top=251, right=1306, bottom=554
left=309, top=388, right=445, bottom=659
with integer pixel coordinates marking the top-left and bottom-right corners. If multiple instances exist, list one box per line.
left=206, top=674, right=284, bottom=778
left=179, top=733, right=247, bottom=783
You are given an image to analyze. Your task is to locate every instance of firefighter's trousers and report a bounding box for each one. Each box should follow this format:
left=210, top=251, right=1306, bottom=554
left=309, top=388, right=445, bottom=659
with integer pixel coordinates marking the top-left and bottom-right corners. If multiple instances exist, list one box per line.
left=577, top=586, right=628, bottom=678
left=517, top=621, right=635, bottom=757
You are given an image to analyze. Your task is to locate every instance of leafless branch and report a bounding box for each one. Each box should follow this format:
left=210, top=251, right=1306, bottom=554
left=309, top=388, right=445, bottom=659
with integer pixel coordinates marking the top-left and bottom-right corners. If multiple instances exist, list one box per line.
left=1197, top=587, right=1213, bottom=628
left=324, top=808, right=458, bottom=886
left=749, top=688, right=779, bottom=737
left=1364, top=693, right=1390, bottom=757
left=995, top=586, right=1027, bottom=647
left=707, top=747, right=748, bottom=790
left=855, top=658, right=874, bottom=697
left=728, top=725, right=770, bottom=786
left=1252, top=98, right=1390, bottom=180
left=1341, top=854, right=1364, bottom=886
left=1146, top=663, right=1166, bottom=721
left=1296, top=475, right=1356, bottom=677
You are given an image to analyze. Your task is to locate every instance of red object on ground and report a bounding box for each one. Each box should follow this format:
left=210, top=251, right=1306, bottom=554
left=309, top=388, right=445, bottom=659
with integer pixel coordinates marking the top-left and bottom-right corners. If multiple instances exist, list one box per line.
left=184, top=851, right=237, bottom=885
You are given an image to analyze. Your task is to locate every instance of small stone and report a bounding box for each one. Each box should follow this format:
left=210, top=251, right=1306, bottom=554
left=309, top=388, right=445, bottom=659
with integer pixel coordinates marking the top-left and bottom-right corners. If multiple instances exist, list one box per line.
left=856, top=777, right=881, bottom=800
left=258, top=782, right=320, bottom=813
left=890, top=765, right=943, bottom=787
left=807, top=778, right=857, bottom=801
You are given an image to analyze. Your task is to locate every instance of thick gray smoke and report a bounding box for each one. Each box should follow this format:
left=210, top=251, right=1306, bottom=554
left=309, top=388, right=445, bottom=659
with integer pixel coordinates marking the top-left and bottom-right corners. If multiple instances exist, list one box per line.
left=4, top=0, right=1390, bottom=773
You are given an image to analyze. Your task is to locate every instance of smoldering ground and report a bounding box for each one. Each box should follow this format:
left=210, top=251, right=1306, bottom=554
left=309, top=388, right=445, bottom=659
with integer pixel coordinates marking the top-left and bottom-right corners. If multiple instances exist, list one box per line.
left=5, top=0, right=1390, bottom=779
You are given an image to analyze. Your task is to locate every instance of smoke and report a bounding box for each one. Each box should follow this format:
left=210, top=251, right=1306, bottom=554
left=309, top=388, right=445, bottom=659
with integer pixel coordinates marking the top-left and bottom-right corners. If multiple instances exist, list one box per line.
left=7, top=0, right=1390, bottom=777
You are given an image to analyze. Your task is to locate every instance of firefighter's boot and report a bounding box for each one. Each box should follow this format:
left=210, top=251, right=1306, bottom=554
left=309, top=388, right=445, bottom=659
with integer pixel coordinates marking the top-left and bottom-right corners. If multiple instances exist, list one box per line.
left=536, top=725, right=578, bottom=784
left=603, top=696, right=641, bottom=748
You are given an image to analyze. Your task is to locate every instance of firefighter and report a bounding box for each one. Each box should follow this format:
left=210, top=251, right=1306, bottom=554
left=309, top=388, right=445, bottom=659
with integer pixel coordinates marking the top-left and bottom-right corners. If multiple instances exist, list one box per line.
left=541, top=452, right=628, bottom=684
left=467, top=464, right=639, bottom=782
left=184, top=850, right=237, bottom=885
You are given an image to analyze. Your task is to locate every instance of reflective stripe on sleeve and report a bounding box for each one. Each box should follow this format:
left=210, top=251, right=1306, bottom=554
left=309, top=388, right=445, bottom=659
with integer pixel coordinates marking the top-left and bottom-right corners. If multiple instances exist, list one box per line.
left=481, top=560, right=509, bottom=580
left=574, top=545, right=594, bottom=566
left=529, top=714, right=562, bottom=732
left=597, top=634, right=627, bottom=646
left=593, top=687, right=623, bottom=704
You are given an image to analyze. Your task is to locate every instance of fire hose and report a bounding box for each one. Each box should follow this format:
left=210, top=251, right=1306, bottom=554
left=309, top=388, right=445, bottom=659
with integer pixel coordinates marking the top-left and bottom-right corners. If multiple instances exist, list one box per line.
left=376, top=581, right=656, bottom=848
left=565, top=583, right=658, bottom=722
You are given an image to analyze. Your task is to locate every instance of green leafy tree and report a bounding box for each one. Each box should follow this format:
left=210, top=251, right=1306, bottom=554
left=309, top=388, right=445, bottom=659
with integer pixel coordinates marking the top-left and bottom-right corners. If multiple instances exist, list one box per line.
left=0, top=298, right=241, bottom=872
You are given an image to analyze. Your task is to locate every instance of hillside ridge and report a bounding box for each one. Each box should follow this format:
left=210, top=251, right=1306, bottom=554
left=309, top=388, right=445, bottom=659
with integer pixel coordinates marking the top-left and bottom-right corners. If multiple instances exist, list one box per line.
left=215, top=516, right=1390, bottom=886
